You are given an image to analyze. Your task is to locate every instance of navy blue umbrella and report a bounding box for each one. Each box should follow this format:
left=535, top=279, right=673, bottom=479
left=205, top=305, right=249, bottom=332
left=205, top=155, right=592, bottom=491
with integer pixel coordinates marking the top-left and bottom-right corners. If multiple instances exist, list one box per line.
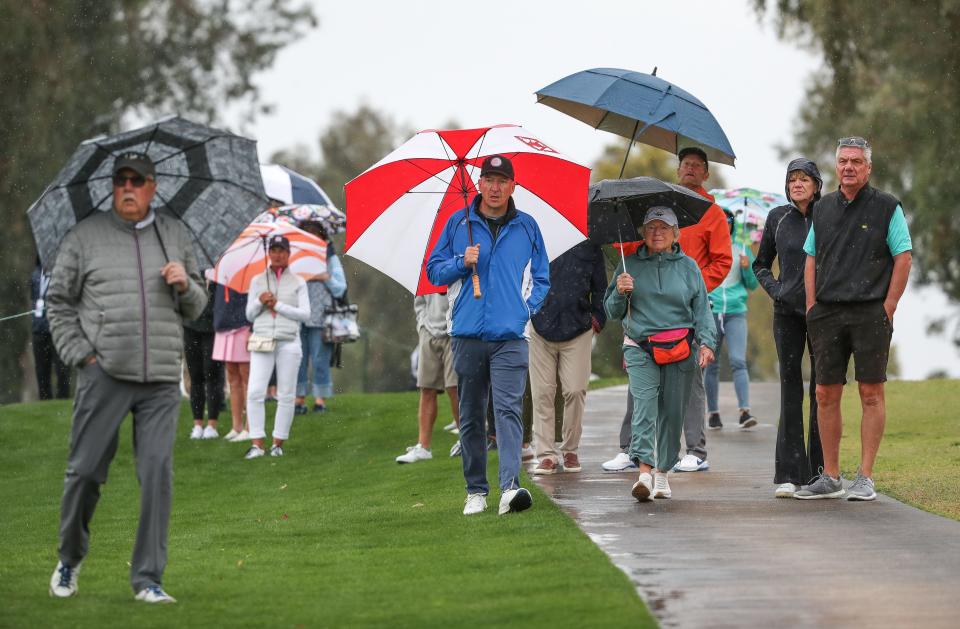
left=260, top=163, right=337, bottom=208
left=536, top=67, right=736, bottom=175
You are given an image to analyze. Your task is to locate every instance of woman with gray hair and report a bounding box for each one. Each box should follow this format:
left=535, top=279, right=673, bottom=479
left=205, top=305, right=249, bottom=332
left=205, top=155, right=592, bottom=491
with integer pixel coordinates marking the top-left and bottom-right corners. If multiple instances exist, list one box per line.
left=604, top=207, right=717, bottom=502
left=753, top=158, right=824, bottom=498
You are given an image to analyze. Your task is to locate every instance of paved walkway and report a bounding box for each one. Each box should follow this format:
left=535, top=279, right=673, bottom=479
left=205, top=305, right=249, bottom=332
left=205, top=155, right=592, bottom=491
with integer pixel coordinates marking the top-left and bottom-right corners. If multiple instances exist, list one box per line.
left=530, top=383, right=960, bottom=628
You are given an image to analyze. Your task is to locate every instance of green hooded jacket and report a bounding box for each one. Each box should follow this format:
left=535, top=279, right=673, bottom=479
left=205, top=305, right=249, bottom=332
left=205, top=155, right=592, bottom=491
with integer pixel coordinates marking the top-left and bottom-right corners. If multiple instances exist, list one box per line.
left=604, top=243, right=717, bottom=351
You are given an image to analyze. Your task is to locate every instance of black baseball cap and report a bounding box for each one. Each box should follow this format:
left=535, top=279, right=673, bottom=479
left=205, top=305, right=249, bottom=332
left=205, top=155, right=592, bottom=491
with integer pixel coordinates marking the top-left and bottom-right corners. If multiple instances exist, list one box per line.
left=267, top=234, right=290, bottom=251
left=480, top=154, right=514, bottom=180
left=678, top=147, right=709, bottom=169
left=113, top=152, right=156, bottom=179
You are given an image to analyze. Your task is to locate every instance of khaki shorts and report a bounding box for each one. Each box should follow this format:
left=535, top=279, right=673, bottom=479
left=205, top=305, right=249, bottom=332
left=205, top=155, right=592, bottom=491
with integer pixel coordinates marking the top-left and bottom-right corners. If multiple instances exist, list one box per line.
left=417, top=328, right=457, bottom=390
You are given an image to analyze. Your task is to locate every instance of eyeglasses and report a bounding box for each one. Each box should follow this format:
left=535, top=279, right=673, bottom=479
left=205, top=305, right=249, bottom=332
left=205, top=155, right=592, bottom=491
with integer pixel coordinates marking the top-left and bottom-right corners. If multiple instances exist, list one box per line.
left=837, top=136, right=870, bottom=149
left=112, top=174, right=148, bottom=188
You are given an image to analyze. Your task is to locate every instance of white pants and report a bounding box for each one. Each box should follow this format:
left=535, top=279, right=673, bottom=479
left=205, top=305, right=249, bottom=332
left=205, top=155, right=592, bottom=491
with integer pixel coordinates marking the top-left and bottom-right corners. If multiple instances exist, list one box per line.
left=246, top=339, right=303, bottom=441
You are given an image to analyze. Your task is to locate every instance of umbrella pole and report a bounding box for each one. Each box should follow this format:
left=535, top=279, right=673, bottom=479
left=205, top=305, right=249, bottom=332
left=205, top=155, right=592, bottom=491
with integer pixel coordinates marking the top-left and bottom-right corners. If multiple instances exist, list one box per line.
left=617, top=222, right=631, bottom=319
left=459, top=163, right=481, bottom=299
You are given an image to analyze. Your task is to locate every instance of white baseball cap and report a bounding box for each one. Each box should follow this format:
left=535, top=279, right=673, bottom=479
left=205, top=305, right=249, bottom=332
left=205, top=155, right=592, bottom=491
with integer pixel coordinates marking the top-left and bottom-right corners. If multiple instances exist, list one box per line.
left=642, top=206, right=679, bottom=227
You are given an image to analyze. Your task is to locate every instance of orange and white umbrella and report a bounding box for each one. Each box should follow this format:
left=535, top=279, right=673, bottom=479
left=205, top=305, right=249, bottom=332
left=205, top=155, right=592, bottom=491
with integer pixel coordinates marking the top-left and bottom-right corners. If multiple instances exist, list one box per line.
left=207, top=222, right=327, bottom=294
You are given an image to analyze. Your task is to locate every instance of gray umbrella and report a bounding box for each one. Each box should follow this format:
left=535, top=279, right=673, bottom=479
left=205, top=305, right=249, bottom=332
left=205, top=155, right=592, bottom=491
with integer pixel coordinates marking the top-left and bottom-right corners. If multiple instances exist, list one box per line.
left=28, top=116, right=268, bottom=268
left=588, top=176, right=713, bottom=246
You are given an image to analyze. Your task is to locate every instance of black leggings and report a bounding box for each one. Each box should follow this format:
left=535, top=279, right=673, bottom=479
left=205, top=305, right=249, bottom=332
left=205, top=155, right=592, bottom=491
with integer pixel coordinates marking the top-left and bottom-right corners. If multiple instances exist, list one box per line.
left=773, top=312, right=823, bottom=485
left=183, top=327, right=224, bottom=420
left=32, top=328, right=71, bottom=399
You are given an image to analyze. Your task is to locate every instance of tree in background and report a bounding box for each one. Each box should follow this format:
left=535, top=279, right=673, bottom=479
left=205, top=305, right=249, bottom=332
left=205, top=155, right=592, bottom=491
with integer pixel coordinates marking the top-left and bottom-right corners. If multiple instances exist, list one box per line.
left=0, top=1, right=316, bottom=402
left=753, top=0, right=960, bottom=347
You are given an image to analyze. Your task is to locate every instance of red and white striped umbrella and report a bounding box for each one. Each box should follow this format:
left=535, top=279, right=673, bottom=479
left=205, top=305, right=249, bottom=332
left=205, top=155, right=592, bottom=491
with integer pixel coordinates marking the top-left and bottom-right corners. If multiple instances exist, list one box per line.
left=344, top=124, right=590, bottom=295
left=206, top=222, right=327, bottom=295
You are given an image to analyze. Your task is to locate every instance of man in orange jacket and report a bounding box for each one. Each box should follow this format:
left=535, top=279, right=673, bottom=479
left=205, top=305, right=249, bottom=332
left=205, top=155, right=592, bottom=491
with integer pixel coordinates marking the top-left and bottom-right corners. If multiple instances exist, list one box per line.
left=602, top=147, right=732, bottom=474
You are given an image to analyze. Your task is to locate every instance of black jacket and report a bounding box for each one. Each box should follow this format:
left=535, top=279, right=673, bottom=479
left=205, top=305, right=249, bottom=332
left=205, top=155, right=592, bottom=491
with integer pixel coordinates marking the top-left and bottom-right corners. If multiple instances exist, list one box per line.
left=753, top=157, right=823, bottom=317
left=531, top=241, right=607, bottom=342
left=753, top=205, right=814, bottom=316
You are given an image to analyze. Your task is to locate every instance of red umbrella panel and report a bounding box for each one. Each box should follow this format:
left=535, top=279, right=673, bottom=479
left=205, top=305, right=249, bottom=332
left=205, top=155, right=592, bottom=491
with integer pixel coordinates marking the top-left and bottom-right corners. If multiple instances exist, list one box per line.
left=344, top=124, right=590, bottom=295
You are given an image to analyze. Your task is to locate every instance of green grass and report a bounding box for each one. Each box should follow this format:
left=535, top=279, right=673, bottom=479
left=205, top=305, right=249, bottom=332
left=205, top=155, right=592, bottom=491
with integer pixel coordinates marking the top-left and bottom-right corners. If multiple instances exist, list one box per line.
left=0, top=392, right=654, bottom=628
left=837, top=379, right=960, bottom=521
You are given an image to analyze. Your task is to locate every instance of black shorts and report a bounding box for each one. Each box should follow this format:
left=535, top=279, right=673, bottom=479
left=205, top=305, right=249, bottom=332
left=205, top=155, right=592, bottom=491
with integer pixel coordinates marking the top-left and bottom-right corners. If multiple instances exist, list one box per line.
left=806, top=300, right=892, bottom=385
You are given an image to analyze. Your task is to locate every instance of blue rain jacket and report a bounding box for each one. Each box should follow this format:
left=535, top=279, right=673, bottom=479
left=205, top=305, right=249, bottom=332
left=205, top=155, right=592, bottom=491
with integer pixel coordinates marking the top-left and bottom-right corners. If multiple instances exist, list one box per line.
left=427, top=196, right=550, bottom=341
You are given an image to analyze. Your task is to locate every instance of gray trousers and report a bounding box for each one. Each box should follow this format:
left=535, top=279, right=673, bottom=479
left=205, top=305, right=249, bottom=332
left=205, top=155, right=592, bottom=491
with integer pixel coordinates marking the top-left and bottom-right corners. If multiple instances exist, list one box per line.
left=620, top=349, right=708, bottom=460
left=58, top=362, right=179, bottom=593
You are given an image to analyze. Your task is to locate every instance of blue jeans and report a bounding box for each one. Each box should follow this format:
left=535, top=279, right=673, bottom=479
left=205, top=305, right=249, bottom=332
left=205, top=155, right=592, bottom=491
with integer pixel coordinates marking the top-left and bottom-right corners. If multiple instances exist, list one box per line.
left=452, top=337, right=527, bottom=494
left=296, top=326, right=334, bottom=399
left=704, top=312, right=750, bottom=412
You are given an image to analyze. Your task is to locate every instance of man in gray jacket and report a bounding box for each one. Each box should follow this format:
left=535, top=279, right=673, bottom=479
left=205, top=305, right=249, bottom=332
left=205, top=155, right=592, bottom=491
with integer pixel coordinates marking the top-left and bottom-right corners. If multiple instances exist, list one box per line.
left=46, top=152, right=207, bottom=604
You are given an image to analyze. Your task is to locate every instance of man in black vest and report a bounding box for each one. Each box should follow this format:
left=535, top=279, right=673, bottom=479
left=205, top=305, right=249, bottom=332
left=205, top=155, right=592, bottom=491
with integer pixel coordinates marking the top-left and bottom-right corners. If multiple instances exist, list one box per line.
left=796, top=137, right=912, bottom=501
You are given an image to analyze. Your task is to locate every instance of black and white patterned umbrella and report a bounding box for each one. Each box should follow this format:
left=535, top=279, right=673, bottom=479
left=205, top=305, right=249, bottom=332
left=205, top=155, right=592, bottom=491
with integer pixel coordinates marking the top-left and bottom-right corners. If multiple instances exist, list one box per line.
left=28, top=116, right=268, bottom=268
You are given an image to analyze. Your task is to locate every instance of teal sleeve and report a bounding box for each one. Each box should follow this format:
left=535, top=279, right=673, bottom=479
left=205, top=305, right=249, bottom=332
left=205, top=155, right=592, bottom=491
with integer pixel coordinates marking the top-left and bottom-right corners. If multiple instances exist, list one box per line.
left=887, top=205, right=912, bottom=255
left=802, top=226, right=816, bottom=256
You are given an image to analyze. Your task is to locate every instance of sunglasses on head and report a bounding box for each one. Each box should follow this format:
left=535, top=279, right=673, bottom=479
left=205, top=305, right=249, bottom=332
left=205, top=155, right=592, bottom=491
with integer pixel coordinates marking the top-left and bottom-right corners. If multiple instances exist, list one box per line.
left=112, top=173, right=148, bottom=188
left=837, top=136, right=870, bottom=149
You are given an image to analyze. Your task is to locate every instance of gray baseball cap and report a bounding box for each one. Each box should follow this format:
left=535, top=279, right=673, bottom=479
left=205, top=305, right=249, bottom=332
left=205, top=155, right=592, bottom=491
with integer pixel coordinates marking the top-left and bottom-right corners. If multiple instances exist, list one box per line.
left=642, top=206, right=679, bottom=227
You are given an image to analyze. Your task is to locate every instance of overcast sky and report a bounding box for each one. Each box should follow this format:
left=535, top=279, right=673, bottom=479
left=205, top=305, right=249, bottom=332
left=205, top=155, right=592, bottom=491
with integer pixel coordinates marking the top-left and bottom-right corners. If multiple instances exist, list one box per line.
left=237, top=0, right=959, bottom=379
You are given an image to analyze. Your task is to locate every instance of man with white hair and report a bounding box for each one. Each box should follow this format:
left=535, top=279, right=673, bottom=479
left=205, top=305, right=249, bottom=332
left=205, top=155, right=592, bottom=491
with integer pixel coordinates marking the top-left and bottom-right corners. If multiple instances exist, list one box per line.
left=797, top=136, right=912, bottom=500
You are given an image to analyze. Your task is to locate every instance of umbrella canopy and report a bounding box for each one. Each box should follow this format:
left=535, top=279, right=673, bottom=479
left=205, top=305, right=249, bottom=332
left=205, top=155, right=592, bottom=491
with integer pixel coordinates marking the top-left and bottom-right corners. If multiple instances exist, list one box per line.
left=588, top=177, right=713, bottom=245
left=536, top=67, right=736, bottom=168
left=206, top=222, right=327, bottom=295
left=710, top=187, right=788, bottom=246
left=28, top=116, right=267, bottom=268
left=260, top=163, right=337, bottom=207
left=254, top=204, right=346, bottom=235
left=344, top=124, right=590, bottom=295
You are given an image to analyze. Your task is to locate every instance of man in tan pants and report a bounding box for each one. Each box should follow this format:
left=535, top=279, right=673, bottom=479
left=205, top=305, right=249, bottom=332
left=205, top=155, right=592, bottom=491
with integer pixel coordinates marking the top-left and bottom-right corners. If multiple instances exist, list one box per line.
left=531, top=241, right=607, bottom=474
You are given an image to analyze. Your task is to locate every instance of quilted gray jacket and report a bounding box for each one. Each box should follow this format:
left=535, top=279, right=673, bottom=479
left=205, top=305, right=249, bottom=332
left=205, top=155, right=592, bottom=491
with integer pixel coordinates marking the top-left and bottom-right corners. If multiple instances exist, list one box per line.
left=47, top=209, right=207, bottom=383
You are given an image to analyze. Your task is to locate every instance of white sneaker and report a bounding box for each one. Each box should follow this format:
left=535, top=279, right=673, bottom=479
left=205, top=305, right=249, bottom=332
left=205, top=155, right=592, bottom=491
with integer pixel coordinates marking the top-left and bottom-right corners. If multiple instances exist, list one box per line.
left=498, top=488, right=533, bottom=515
left=244, top=445, right=265, bottom=460
left=270, top=445, right=284, bottom=457
left=443, top=421, right=458, bottom=433
left=653, top=473, right=672, bottom=499
left=134, top=586, right=177, bottom=604
left=602, top=452, right=639, bottom=472
left=631, top=472, right=653, bottom=502
left=202, top=425, right=219, bottom=439
left=49, top=561, right=80, bottom=598
left=673, top=454, right=709, bottom=472
left=228, top=430, right=249, bottom=442
left=775, top=483, right=799, bottom=498
left=521, top=444, right=536, bottom=462
left=189, top=425, right=203, bottom=440
left=449, top=440, right=462, bottom=457
left=396, top=444, right=432, bottom=464
left=463, top=493, right=487, bottom=515
left=223, top=429, right=239, bottom=440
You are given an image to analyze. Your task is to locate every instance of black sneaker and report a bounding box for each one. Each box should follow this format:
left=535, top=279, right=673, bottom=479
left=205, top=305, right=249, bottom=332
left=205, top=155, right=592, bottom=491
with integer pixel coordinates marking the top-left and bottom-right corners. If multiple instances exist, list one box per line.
left=708, top=413, right=723, bottom=430
left=293, top=404, right=308, bottom=416
left=738, top=411, right=757, bottom=429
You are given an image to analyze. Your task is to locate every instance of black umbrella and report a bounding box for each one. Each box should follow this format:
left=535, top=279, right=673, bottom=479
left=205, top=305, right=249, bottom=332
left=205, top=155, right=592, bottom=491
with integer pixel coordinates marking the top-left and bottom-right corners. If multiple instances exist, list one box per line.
left=588, top=177, right=713, bottom=247
left=28, top=116, right=268, bottom=268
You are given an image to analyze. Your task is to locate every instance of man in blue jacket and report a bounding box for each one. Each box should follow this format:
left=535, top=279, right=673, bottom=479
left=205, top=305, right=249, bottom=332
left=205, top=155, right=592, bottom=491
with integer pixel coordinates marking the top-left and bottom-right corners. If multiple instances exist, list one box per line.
left=427, top=154, right=550, bottom=516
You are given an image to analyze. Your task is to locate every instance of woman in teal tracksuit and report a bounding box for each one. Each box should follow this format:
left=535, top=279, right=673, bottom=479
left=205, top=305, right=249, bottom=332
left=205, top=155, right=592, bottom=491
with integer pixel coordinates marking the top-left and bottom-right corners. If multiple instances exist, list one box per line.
left=704, top=210, right=759, bottom=430
left=605, top=207, right=717, bottom=503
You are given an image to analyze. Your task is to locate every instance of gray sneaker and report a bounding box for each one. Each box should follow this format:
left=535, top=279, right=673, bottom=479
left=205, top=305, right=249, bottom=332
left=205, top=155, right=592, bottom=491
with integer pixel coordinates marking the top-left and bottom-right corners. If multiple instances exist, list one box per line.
left=846, top=469, right=877, bottom=501
left=794, top=472, right=845, bottom=500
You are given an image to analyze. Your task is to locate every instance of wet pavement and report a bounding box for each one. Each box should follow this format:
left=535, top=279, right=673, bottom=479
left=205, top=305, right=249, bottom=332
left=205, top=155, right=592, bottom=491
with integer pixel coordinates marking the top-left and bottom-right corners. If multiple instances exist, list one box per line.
left=530, top=383, right=960, bottom=628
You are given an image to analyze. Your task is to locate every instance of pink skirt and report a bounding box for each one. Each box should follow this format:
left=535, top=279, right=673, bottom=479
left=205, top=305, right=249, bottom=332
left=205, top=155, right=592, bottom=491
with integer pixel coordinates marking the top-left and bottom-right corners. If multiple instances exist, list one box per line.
left=213, top=327, right=252, bottom=363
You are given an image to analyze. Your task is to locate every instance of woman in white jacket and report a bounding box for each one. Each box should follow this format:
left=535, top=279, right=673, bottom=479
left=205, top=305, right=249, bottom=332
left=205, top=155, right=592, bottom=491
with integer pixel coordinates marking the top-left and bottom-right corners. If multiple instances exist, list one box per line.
left=244, top=235, right=311, bottom=459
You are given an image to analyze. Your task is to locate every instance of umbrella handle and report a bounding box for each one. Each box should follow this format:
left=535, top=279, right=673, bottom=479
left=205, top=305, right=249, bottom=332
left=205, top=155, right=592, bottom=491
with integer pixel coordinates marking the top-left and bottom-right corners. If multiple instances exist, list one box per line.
left=472, top=272, right=482, bottom=299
